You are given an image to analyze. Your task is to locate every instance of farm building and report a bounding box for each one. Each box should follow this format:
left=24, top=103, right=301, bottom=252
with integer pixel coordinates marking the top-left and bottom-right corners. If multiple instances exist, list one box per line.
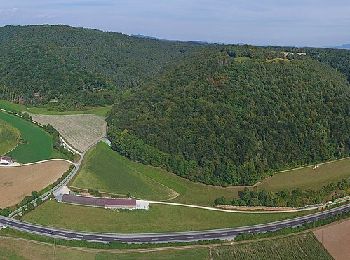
left=0, top=156, right=14, bottom=166
left=58, top=193, right=149, bottom=210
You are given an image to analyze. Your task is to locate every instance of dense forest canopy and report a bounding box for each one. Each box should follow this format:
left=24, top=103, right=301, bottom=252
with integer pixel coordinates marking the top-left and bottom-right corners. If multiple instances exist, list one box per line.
left=1, top=25, right=350, bottom=186
left=108, top=46, right=350, bottom=185
left=0, top=25, right=199, bottom=108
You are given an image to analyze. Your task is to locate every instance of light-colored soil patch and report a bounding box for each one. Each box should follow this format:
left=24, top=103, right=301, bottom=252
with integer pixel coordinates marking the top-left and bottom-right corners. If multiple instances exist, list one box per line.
left=31, top=114, right=106, bottom=152
left=314, top=219, right=350, bottom=260
left=0, top=160, right=71, bottom=208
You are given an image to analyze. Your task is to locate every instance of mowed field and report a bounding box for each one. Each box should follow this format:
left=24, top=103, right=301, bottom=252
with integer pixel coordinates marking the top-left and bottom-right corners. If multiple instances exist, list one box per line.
left=0, top=119, right=20, bottom=155
left=23, top=200, right=304, bottom=233
left=258, top=158, right=350, bottom=191
left=0, top=161, right=71, bottom=208
left=314, top=219, right=350, bottom=260
left=71, top=142, right=244, bottom=205
left=0, top=232, right=331, bottom=260
left=0, top=236, right=207, bottom=260
left=31, top=114, right=107, bottom=152
left=0, top=111, right=54, bottom=163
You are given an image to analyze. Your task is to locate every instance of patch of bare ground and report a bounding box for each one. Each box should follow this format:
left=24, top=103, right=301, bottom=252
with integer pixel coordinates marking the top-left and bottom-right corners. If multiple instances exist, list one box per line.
left=0, top=160, right=71, bottom=208
left=314, top=219, right=350, bottom=260
left=31, top=114, right=106, bottom=152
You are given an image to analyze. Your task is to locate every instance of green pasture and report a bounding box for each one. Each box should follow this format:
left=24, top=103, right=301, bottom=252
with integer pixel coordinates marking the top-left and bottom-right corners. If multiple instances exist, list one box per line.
left=0, top=119, right=20, bottom=155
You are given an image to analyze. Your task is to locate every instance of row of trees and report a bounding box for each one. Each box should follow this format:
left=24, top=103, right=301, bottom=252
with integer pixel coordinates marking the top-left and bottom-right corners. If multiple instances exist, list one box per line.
left=215, top=179, right=350, bottom=207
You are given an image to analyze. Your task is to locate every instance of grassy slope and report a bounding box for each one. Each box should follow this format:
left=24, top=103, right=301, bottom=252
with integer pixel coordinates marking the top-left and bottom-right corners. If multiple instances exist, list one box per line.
left=23, top=200, right=304, bottom=233
left=0, top=232, right=331, bottom=260
left=0, top=119, right=20, bottom=155
left=72, top=142, right=173, bottom=200
left=258, top=158, right=350, bottom=191
left=72, top=142, right=243, bottom=205
left=0, top=111, right=54, bottom=163
left=0, top=100, right=111, bottom=117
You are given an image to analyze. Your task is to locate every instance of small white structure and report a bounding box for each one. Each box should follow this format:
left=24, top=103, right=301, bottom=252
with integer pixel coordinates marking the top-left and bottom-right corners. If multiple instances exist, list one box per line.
left=53, top=185, right=71, bottom=202
left=0, top=156, right=14, bottom=166
left=136, top=200, right=150, bottom=210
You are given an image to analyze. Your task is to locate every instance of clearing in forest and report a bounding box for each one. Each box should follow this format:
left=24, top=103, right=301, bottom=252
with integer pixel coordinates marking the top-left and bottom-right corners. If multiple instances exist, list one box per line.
left=31, top=114, right=107, bottom=152
left=0, top=160, right=71, bottom=208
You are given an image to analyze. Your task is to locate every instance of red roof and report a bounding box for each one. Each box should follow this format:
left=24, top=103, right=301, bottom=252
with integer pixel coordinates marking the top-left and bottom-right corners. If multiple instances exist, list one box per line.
left=62, top=194, right=136, bottom=207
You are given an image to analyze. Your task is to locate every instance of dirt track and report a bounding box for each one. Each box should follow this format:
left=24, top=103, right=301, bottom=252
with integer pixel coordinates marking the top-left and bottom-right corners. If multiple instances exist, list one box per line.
left=0, top=161, right=71, bottom=208
left=314, top=220, right=350, bottom=260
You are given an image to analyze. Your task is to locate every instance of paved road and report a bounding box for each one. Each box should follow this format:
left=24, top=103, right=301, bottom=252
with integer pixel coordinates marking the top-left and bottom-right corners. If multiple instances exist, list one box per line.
left=1, top=203, right=350, bottom=243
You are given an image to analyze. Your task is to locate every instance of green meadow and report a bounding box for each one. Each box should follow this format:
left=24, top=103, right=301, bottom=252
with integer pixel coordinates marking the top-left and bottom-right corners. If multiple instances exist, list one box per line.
left=0, top=111, right=54, bottom=163
left=23, top=200, right=304, bottom=233
left=0, top=119, right=20, bottom=155
left=0, top=100, right=111, bottom=117
left=72, top=142, right=243, bottom=205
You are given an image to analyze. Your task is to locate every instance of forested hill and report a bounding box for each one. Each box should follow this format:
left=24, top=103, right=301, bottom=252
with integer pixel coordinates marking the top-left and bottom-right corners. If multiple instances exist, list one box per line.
left=108, top=47, right=350, bottom=186
left=0, top=25, right=198, bottom=108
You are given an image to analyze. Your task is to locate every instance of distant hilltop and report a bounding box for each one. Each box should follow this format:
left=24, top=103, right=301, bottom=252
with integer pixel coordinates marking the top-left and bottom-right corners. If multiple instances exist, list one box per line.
left=334, top=44, right=350, bottom=49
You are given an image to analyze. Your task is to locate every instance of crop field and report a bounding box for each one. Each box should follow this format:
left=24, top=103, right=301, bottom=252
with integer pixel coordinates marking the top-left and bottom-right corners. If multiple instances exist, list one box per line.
left=72, top=142, right=244, bottom=205
left=212, top=233, right=332, bottom=260
left=0, top=99, right=111, bottom=117
left=258, top=158, right=350, bottom=191
left=314, top=219, right=350, bottom=260
left=31, top=114, right=107, bottom=152
left=23, top=200, right=304, bottom=233
left=0, top=111, right=55, bottom=163
left=0, top=160, right=71, bottom=208
left=0, top=119, right=20, bottom=155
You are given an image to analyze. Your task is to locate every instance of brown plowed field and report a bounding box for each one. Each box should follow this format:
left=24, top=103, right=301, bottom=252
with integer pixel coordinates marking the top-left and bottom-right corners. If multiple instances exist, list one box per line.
left=314, top=220, right=350, bottom=260
left=0, top=160, right=70, bottom=208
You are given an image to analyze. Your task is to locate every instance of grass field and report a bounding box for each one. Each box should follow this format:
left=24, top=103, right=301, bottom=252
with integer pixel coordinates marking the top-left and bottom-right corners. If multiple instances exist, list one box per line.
left=0, top=111, right=55, bottom=163
left=0, top=232, right=331, bottom=260
left=0, top=100, right=111, bottom=117
left=258, top=158, right=350, bottom=191
left=23, top=200, right=304, bottom=233
left=0, top=119, right=20, bottom=155
left=72, top=142, right=244, bottom=205
left=211, top=233, right=331, bottom=260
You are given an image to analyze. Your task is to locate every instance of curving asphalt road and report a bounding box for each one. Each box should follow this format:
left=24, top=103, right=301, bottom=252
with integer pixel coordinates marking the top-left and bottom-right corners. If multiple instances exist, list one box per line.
left=1, top=203, right=350, bottom=244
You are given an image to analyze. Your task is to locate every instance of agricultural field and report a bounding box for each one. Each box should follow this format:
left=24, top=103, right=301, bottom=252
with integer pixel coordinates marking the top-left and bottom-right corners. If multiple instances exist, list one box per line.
left=0, top=111, right=55, bottom=163
left=314, top=219, right=350, bottom=260
left=23, top=200, right=304, bottom=233
left=0, top=231, right=332, bottom=260
left=72, top=142, right=244, bottom=205
left=0, top=236, right=208, bottom=260
left=0, top=160, right=71, bottom=208
left=0, top=100, right=111, bottom=117
left=31, top=114, right=107, bottom=152
left=0, top=119, right=20, bottom=155
left=258, top=158, right=350, bottom=191
left=212, top=233, right=332, bottom=260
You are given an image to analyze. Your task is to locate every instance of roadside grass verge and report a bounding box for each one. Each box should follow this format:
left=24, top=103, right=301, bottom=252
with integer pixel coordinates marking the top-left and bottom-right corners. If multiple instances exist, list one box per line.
left=258, top=158, right=350, bottom=191
left=0, top=119, right=20, bottom=155
left=72, top=143, right=244, bottom=205
left=22, top=200, right=305, bottom=233
left=0, top=111, right=54, bottom=163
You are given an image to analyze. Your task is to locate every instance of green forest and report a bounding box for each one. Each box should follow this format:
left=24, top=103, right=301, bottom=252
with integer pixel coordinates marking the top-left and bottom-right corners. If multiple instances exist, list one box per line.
left=108, top=47, right=350, bottom=185
left=0, top=25, right=199, bottom=108
left=1, top=25, right=350, bottom=186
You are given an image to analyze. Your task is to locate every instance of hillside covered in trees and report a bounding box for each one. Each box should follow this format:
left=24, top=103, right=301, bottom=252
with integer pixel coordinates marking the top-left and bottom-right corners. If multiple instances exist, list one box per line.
left=108, top=46, right=350, bottom=186
left=0, top=25, right=198, bottom=108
